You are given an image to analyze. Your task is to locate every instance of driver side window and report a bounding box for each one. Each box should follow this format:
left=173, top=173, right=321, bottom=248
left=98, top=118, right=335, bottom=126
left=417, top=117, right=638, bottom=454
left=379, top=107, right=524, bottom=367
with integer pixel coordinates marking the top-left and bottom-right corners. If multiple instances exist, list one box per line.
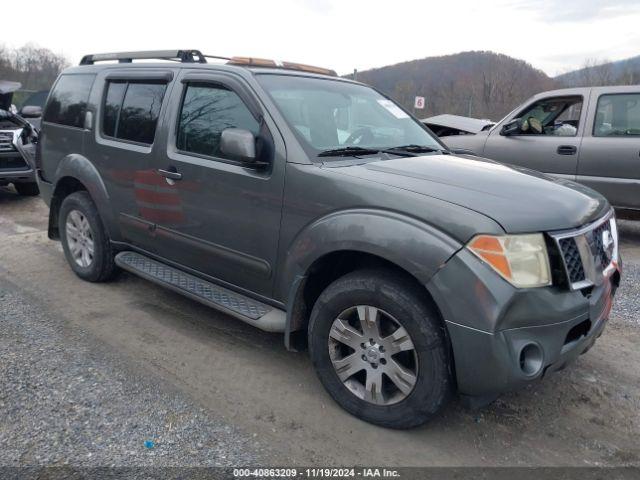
left=176, top=83, right=260, bottom=160
left=512, top=96, right=582, bottom=137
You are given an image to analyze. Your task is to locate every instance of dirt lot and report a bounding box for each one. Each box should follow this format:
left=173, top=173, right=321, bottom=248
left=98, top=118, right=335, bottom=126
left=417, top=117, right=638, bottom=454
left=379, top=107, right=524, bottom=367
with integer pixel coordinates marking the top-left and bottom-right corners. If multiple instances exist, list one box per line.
left=1, top=185, right=639, bottom=467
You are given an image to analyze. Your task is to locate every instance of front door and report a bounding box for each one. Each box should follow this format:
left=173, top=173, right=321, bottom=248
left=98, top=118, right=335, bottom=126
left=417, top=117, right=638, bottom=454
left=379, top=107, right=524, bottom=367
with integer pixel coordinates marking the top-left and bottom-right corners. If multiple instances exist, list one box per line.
left=483, top=94, right=587, bottom=180
left=149, top=71, right=286, bottom=297
left=577, top=89, right=640, bottom=211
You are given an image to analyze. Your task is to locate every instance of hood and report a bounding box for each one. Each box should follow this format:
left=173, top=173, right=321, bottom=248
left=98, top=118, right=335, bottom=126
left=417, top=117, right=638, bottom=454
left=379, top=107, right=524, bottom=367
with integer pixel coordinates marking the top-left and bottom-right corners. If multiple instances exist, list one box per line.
left=329, top=154, right=609, bottom=233
left=422, top=114, right=494, bottom=135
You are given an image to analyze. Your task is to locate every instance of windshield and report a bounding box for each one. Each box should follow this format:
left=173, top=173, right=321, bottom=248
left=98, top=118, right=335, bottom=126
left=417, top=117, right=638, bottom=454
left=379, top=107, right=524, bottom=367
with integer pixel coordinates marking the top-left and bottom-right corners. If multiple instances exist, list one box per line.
left=21, top=91, right=49, bottom=109
left=256, top=74, right=442, bottom=156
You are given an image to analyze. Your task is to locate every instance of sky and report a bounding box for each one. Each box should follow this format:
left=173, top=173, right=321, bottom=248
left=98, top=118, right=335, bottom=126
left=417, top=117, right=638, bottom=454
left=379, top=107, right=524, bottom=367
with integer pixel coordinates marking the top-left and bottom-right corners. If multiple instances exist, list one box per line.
left=3, top=0, right=640, bottom=76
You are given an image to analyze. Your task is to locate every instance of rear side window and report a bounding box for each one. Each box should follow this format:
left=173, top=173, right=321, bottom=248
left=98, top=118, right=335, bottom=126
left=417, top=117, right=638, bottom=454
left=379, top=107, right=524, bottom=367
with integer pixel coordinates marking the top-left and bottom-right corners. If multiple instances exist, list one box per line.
left=176, top=84, right=259, bottom=159
left=594, top=93, right=640, bottom=136
left=44, top=74, right=95, bottom=128
left=103, top=82, right=127, bottom=137
left=102, top=81, right=167, bottom=145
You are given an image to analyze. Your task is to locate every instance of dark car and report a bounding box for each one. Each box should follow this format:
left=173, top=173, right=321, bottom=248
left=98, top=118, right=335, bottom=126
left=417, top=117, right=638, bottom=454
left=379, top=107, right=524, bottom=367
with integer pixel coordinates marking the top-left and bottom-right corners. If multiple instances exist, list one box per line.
left=0, top=81, right=39, bottom=195
left=37, top=50, right=621, bottom=428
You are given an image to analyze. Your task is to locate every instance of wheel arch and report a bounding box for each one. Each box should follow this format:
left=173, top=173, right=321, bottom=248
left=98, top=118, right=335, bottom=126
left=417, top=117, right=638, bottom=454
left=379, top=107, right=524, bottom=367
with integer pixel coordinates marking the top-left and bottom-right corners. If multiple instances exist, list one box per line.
left=280, top=209, right=462, bottom=350
left=48, top=154, right=115, bottom=240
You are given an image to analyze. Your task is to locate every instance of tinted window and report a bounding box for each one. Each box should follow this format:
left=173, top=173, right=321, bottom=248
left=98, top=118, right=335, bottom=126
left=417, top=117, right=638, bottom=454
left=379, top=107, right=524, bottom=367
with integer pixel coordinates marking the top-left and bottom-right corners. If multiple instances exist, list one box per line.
left=44, top=74, right=95, bottom=128
left=102, top=82, right=126, bottom=137
left=102, top=81, right=166, bottom=144
left=594, top=93, right=640, bottom=136
left=177, top=84, right=259, bottom=158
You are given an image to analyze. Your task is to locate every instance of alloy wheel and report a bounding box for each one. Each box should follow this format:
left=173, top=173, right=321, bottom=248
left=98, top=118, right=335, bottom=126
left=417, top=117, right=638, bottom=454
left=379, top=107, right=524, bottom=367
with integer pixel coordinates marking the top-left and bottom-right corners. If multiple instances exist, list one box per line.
left=65, top=209, right=95, bottom=268
left=328, top=305, right=419, bottom=405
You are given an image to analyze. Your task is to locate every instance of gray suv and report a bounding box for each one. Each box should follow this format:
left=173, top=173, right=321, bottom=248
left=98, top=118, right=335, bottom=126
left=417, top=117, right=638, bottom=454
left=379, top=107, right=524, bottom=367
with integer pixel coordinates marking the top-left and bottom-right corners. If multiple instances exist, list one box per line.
left=37, top=50, right=621, bottom=428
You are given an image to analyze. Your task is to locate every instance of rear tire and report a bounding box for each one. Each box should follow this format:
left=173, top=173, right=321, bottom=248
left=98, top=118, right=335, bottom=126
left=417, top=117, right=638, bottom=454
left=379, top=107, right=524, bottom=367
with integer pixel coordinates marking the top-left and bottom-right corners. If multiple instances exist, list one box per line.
left=59, top=191, right=117, bottom=282
left=308, top=269, right=452, bottom=429
left=14, top=182, right=39, bottom=196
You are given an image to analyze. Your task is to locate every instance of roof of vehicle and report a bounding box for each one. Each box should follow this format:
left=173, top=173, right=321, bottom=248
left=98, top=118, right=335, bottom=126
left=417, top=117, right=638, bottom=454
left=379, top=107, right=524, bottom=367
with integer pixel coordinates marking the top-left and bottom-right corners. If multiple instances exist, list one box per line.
left=528, top=87, right=591, bottom=99
left=531, top=85, right=640, bottom=98
left=422, top=114, right=494, bottom=134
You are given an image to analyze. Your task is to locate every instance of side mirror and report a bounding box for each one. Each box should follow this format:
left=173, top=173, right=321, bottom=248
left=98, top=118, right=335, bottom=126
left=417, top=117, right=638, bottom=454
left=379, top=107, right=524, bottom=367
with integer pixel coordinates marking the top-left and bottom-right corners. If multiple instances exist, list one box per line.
left=220, top=128, right=256, bottom=162
left=19, top=105, right=43, bottom=119
left=501, top=118, right=520, bottom=136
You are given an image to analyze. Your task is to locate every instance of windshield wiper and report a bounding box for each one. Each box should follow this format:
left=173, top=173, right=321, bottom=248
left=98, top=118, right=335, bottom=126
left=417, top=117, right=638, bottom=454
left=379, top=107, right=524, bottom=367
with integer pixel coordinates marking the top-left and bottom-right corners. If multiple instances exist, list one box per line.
left=318, top=145, right=426, bottom=158
left=386, top=144, right=443, bottom=154
left=317, top=146, right=383, bottom=157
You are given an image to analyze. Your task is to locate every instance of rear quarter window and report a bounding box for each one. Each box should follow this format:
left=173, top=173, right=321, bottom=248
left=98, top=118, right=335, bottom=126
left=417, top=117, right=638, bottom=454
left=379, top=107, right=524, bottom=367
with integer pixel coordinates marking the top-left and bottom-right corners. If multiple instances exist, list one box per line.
left=43, top=74, right=95, bottom=128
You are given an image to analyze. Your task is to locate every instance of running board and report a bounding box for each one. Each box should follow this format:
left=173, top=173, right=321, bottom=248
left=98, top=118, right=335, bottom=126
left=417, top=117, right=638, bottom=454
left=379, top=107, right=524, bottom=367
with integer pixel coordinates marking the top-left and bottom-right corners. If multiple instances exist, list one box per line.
left=115, top=251, right=285, bottom=332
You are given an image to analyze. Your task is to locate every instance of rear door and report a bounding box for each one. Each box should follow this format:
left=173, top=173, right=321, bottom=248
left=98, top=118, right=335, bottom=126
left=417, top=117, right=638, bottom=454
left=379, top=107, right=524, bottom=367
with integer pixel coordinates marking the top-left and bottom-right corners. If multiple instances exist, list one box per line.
left=40, top=74, right=95, bottom=179
left=577, top=88, right=640, bottom=211
left=147, top=70, right=287, bottom=297
left=87, top=69, right=175, bottom=251
left=482, top=93, right=588, bottom=180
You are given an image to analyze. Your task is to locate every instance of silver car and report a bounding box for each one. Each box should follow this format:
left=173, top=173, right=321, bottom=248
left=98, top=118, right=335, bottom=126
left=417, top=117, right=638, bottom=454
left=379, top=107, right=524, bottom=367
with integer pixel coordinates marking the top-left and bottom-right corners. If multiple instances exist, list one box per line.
left=442, top=86, right=640, bottom=218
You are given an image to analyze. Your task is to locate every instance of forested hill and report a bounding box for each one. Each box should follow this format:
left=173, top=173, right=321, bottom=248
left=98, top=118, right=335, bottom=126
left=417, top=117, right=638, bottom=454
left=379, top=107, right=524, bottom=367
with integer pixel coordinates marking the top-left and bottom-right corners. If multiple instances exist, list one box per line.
left=348, top=51, right=639, bottom=120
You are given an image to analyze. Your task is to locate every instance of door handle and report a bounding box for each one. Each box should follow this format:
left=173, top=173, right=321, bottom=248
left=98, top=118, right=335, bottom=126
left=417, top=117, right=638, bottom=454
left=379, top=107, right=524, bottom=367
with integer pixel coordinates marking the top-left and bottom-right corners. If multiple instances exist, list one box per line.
left=557, top=145, right=577, bottom=155
left=157, top=168, right=183, bottom=180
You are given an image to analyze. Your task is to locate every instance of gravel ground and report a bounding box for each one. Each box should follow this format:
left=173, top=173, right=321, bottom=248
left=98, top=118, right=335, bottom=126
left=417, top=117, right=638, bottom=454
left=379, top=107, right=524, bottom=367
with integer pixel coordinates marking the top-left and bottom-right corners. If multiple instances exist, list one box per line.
left=0, top=279, right=263, bottom=467
left=612, top=262, right=640, bottom=325
left=612, top=220, right=640, bottom=326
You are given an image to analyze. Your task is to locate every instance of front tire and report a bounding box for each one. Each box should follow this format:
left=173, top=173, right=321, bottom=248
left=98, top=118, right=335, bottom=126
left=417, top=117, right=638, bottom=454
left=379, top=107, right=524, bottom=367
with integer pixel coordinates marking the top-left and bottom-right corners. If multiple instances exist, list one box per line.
left=14, top=182, right=39, bottom=196
left=308, top=269, right=452, bottom=429
left=59, top=191, right=117, bottom=282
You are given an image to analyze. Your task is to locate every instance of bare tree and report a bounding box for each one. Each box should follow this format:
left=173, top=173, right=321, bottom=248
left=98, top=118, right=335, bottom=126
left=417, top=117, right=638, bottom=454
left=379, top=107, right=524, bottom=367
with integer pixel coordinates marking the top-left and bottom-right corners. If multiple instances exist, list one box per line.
left=0, top=43, right=69, bottom=91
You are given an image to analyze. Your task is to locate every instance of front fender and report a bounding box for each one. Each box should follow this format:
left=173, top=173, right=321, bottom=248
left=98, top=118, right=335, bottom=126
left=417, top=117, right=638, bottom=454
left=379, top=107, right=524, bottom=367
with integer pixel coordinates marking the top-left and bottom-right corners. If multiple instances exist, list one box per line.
left=51, top=154, right=117, bottom=239
left=277, top=208, right=462, bottom=301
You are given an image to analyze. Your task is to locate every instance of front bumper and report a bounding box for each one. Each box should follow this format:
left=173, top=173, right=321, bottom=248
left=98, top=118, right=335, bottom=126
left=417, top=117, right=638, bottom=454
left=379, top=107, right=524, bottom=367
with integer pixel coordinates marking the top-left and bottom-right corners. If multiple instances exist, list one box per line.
left=0, top=127, right=37, bottom=184
left=427, top=248, right=621, bottom=398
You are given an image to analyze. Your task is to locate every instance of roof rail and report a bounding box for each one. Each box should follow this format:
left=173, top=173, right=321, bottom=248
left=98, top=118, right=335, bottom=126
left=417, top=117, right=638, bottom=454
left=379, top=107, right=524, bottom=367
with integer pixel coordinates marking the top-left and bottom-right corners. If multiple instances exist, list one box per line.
left=78, top=50, right=337, bottom=76
left=79, top=50, right=207, bottom=65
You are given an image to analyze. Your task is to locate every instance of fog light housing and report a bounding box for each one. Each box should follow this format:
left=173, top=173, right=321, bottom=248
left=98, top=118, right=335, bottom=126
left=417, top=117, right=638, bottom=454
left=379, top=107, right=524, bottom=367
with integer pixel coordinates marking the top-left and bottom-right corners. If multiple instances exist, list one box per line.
left=519, top=343, right=543, bottom=376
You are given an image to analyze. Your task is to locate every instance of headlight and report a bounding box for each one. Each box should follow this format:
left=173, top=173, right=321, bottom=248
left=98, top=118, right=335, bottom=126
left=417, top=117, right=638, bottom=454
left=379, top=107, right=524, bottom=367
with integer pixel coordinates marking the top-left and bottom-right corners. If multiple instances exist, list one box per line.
left=467, top=233, right=551, bottom=288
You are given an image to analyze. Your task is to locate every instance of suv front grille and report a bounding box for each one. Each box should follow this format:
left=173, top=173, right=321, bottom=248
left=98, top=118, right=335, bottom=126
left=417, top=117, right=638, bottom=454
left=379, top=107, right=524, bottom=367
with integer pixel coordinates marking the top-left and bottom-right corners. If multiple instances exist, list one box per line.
left=551, top=211, right=618, bottom=290
left=0, top=131, right=16, bottom=153
left=558, top=238, right=585, bottom=283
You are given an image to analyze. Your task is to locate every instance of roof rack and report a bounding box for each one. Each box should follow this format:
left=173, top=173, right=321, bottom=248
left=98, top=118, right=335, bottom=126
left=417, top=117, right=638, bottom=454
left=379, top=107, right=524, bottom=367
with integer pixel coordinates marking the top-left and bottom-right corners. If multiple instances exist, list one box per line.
left=79, top=50, right=207, bottom=65
left=78, top=50, right=337, bottom=76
